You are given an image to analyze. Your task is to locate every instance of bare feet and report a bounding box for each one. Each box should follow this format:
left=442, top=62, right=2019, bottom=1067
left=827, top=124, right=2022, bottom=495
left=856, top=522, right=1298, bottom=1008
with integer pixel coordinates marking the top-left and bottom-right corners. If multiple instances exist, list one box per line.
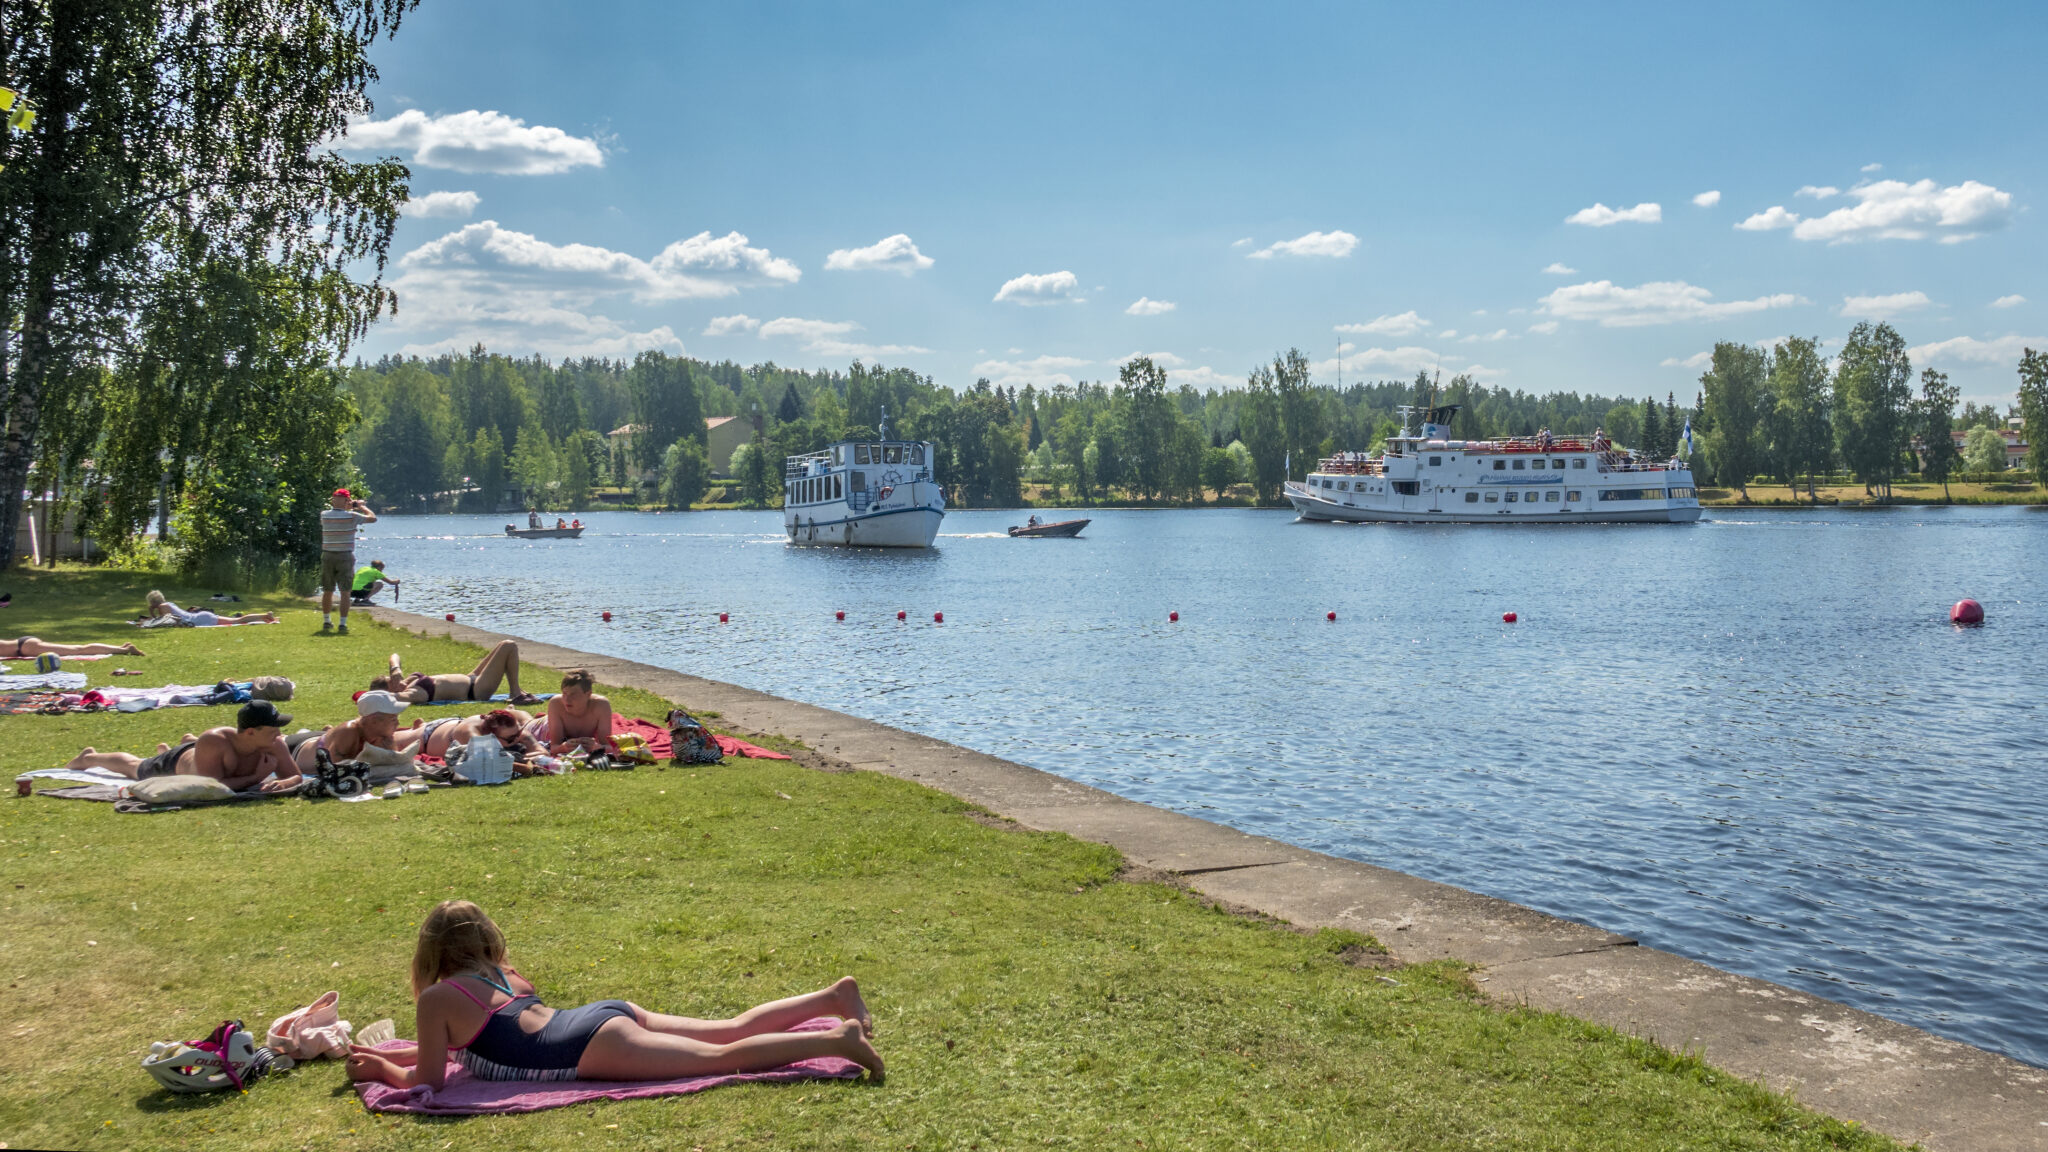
left=830, top=1019, right=883, bottom=1083
left=122, top=643, right=143, bottom=656
left=510, top=692, right=542, bottom=706
left=155, top=742, right=171, bottom=755
left=63, top=748, right=96, bottom=769
left=833, top=976, right=873, bottom=1037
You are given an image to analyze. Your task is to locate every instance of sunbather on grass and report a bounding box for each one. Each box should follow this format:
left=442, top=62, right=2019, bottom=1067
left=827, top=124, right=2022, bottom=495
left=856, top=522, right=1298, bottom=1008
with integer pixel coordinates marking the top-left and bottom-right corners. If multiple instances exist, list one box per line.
left=62, top=701, right=302, bottom=793
left=532, top=668, right=614, bottom=754
left=290, top=690, right=411, bottom=772
left=144, top=591, right=278, bottom=626
left=371, top=640, right=542, bottom=706
left=345, top=901, right=882, bottom=1089
left=396, top=707, right=539, bottom=760
left=3, top=636, right=143, bottom=659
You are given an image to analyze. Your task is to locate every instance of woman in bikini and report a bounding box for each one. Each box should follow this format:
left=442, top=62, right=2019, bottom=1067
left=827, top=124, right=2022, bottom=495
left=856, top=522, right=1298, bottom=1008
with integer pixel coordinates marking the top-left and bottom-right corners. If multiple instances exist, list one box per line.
left=144, top=591, right=278, bottom=626
left=4, top=636, right=144, bottom=659
left=345, top=901, right=882, bottom=1089
left=371, top=640, right=541, bottom=706
left=399, top=707, right=539, bottom=760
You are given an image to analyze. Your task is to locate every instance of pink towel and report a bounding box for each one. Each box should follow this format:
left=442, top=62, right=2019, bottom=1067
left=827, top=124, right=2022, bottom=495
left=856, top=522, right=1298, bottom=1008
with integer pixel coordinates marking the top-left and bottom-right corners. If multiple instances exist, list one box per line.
left=610, top=715, right=793, bottom=761
left=354, top=1018, right=861, bottom=1115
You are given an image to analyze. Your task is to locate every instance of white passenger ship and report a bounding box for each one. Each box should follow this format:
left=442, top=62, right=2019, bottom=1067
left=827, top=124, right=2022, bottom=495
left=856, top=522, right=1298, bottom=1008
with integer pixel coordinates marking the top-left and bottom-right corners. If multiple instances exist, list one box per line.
left=783, top=413, right=946, bottom=547
left=1285, top=404, right=1701, bottom=524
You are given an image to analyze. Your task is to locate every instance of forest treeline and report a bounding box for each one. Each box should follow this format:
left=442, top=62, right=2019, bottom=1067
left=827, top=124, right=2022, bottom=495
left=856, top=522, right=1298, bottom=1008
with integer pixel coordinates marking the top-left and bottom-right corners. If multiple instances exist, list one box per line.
left=1690, top=323, right=2047, bottom=499
left=345, top=347, right=1698, bottom=510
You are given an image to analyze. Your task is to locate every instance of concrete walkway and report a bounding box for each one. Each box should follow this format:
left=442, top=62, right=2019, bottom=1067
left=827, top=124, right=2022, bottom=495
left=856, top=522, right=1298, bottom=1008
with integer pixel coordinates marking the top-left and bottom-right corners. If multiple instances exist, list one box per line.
left=368, top=605, right=2045, bottom=1151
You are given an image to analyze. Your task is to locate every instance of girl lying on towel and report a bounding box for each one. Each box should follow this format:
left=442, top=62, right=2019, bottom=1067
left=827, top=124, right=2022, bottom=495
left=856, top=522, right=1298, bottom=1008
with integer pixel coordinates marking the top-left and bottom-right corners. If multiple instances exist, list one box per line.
left=145, top=591, right=278, bottom=626
left=345, top=901, right=882, bottom=1088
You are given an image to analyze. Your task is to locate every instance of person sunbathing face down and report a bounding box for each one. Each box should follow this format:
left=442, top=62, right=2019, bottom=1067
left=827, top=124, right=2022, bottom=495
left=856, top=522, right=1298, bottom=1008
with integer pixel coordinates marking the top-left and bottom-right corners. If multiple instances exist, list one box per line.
left=295, top=690, right=409, bottom=771
left=540, top=668, right=613, bottom=754
left=64, top=701, right=302, bottom=793
left=344, top=901, right=882, bottom=1091
left=402, top=708, right=536, bottom=760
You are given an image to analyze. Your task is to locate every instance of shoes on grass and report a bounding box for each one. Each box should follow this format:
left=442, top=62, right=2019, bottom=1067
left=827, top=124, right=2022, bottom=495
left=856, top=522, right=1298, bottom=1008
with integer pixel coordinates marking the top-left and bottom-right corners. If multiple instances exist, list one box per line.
left=337, top=623, right=349, bottom=635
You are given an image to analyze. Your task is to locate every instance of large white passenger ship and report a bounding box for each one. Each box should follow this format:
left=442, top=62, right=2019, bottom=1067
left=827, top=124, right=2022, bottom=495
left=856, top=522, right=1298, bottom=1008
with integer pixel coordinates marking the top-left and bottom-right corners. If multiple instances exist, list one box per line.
left=783, top=413, right=946, bottom=547
left=1285, top=404, right=1701, bottom=524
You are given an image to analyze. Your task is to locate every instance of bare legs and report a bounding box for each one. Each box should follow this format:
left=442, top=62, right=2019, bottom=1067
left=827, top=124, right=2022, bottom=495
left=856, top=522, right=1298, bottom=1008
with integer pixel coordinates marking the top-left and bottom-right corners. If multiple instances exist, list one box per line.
left=13, top=637, right=144, bottom=657
left=62, top=749, right=148, bottom=778
left=216, top=612, right=278, bottom=625
left=576, top=978, right=882, bottom=1082
left=468, top=640, right=535, bottom=703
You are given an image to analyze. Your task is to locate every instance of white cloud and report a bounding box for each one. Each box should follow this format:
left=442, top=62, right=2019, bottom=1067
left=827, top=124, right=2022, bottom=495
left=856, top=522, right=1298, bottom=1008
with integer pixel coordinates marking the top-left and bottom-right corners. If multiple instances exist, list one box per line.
left=1125, top=296, right=1177, bottom=316
left=823, top=233, right=933, bottom=274
left=972, top=354, right=1090, bottom=387
left=1840, top=291, right=1932, bottom=319
left=1163, top=365, right=1241, bottom=390
left=1792, top=179, right=2013, bottom=243
left=1321, top=344, right=1503, bottom=382
left=755, top=316, right=929, bottom=359
left=1538, top=279, right=1806, bottom=327
left=1541, top=262, right=1577, bottom=276
left=1437, top=329, right=1460, bottom=340
left=395, top=315, right=682, bottom=362
left=1336, top=310, right=1429, bottom=337
left=1909, top=334, right=2045, bottom=365
left=1861, top=162, right=1883, bottom=173
left=341, top=109, right=603, bottom=175
left=1564, top=202, right=1661, bottom=226
left=1692, top=190, right=1721, bottom=208
left=1796, top=185, right=1840, bottom=199
left=1117, top=351, right=1187, bottom=367
left=993, top=270, right=1081, bottom=306
left=1230, top=237, right=1253, bottom=249
left=703, top=314, right=760, bottom=336
left=1735, top=205, right=1800, bottom=231
left=1661, top=351, right=1714, bottom=370
left=652, top=231, right=801, bottom=285
left=1247, top=230, right=1359, bottom=259
left=1991, top=294, right=2027, bottom=309
left=1460, top=329, right=1509, bottom=343
left=1527, top=320, right=1560, bottom=335
left=405, top=190, right=480, bottom=218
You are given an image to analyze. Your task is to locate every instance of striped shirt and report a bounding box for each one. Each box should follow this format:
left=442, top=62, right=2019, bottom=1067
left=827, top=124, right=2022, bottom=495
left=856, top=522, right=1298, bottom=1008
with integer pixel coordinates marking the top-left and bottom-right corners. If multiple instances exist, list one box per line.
left=321, top=508, right=370, bottom=552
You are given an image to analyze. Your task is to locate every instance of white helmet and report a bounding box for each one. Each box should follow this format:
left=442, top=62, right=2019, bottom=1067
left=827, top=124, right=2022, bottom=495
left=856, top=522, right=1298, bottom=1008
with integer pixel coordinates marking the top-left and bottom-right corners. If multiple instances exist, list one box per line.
left=142, top=1020, right=279, bottom=1093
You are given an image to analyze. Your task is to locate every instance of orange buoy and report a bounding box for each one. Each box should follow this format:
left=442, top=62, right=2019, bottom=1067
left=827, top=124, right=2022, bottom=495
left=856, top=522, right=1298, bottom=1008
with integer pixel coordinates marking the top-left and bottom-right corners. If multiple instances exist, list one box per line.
left=1951, top=598, right=1984, bottom=625
left=1169, top=611, right=1179, bottom=622
left=718, top=612, right=729, bottom=623
left=934, top=611, right=944, bottom=623
left=1327, top=611, right=1337, bottom=622
left=1503, top=612, right=1518, bottom=623
left=835, top=610, right=845, bottom=621
left=897, top=610, right=906, bottom=621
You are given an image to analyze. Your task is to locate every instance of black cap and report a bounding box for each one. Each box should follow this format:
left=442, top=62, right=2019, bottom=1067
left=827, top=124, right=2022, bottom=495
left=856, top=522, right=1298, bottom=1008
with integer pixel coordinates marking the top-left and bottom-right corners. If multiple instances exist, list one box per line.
left=237, top=699, right=293, bottom=730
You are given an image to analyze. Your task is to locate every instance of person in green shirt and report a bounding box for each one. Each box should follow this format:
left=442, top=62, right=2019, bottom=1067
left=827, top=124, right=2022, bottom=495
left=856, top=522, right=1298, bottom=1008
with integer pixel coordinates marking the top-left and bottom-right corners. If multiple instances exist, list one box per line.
left=351, top=560, right=400, bottom=604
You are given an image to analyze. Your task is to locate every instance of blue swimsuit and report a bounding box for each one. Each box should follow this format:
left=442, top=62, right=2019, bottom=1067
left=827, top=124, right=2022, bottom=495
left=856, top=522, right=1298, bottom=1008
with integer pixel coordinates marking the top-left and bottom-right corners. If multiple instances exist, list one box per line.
left=447, top=968, right=635, bottom=1081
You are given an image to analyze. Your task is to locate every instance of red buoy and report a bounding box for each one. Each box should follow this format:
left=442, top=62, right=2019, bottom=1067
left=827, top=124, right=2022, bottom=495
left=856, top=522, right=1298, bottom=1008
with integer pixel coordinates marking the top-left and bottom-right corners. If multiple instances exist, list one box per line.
left=896, top=610, right=906, bottom=621
left=445, top=613, right=455, bottom=622
left=1169, top=611, right=1179, bottom=622
left=1503, top=612, right=1518, bottom=623
left=934, top=611, right=944, bottom=623
left=1327, top=611, right=1337, bottom=622
left=835, top=610, right=845, bottom=621
left=1951, top=598, right=1984, bottom=625
left=601, top=611, right=612, bottom=622
left=718, top=612, right=729, bottom=623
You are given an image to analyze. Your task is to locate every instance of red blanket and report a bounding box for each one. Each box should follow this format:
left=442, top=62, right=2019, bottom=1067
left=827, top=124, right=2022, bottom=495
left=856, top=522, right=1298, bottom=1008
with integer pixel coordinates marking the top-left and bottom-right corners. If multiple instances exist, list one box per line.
left=611, top=715, right=791, bottom=760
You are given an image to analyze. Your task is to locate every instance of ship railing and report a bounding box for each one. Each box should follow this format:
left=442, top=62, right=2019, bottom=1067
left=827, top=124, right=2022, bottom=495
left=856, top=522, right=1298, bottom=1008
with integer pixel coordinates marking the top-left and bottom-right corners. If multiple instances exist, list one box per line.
left=783, top=450, right=833, bottom=480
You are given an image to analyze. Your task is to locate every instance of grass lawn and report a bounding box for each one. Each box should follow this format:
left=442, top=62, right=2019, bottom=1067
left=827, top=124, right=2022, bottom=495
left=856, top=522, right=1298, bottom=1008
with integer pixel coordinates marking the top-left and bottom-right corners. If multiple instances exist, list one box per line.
left=0, top=569, right=1902, bottom=1150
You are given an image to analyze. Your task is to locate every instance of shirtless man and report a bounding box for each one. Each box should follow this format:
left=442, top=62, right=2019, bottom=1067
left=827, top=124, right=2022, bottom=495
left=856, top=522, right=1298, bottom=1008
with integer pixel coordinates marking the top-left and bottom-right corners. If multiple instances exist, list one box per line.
left=400, top=708, right=539, bottom=760
left=63, top=701, right=301, bottom=793
left=371, top=640, right=540, bottom=705
left=536, top=668, right=614, bottom=754
left=290, top=690, right=409, bottom=772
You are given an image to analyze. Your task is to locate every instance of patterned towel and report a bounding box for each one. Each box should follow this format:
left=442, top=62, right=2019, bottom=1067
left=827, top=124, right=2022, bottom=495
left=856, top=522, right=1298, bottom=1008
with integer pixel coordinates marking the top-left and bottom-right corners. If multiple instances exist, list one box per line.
left=611, top=715, right=792, bottom=760
left=354, top=1018, right=861, bottom=1115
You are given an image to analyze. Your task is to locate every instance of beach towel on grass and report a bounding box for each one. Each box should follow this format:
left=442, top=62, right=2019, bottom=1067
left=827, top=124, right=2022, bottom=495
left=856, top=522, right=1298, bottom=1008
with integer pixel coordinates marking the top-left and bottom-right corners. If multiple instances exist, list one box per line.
left=610, top=715, right=792, bottom=761
left=411, top=693, right=556, bottom=707
left=354, top=1019, right=860, bottom=1115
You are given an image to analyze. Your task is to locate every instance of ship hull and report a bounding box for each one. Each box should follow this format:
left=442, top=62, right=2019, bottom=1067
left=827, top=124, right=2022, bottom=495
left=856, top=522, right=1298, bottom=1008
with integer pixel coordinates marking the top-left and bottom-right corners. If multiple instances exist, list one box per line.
left=786, top=503, right=944, bottom=548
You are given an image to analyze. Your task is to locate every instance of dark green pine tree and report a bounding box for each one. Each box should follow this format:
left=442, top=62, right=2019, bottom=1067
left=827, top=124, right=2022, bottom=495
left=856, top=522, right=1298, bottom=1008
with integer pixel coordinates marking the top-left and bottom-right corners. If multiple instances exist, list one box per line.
left=1640, top=397, right=1663, bottom=456
left=777, top=381, right=804, bottom=424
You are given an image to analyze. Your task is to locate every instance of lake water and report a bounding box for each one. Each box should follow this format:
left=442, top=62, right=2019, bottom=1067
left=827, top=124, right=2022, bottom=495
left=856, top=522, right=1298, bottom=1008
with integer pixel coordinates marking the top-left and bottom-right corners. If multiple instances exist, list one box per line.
left=363, top=507, right=2047, bottom=1068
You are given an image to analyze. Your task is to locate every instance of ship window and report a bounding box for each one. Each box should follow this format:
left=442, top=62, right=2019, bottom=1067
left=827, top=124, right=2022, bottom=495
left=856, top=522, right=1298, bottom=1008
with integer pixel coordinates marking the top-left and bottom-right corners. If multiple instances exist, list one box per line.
left=854, top=445, right=869, bottom=464
left=1531, top=459, right=1545, bottom=469
left=885, top=445, right=904, bottom=464
left=1567, top=490, right=1581, bottom=501
left=1572, top=458, right=1586, bottom=469
left=1552, top=459, right=1566, bottom=469
left=1504, top=491, right=1518, bottom=502
left=1428, top=456, right=1442, bottom=466
left=1668, top=486, right=1695, bottom=499
left=1392, top=480, right=1420, bottom=496
left=1545, top=491, right=1560, bottom=502
left=1336, top=481, right=1348, bottom=491
left=1512, top=459, right=1526, bottom=470
left=1464, top=491, right=1479, bottom=503
left=851, top=471, right=866, bottom=491
left=1485, top=491, right=1500, bottom=502
left=911, top=445, right=925, bottom=464
left=1493, top=459, right=1505, bottom=470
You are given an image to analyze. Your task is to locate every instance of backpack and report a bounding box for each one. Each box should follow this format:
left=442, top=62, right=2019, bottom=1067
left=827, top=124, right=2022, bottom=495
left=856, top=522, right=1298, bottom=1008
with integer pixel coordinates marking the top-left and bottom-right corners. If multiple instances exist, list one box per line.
left=667, top=708, right=723, bottom=764
left=142, top=1020, right=280, bottom=1093
left=447, top=735, right=516, bottom=784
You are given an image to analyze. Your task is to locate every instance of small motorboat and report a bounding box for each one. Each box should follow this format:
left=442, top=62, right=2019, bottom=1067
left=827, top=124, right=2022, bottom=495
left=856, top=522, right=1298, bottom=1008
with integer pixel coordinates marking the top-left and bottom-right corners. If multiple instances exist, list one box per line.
left=504, top=525, right=586, bottom=539
left=1007, top=518, right=1089, bottom=538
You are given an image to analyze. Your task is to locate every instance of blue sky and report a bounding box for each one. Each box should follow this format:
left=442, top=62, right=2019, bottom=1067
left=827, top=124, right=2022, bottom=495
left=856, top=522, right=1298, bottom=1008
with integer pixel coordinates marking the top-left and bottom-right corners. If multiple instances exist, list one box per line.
left=346, top=0, right=2045, bottom=408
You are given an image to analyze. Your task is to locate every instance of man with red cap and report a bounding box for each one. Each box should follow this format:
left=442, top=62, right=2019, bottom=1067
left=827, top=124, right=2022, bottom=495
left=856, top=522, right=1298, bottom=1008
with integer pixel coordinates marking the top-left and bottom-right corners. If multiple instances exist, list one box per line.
left=320, top=488, right=378, bottom=634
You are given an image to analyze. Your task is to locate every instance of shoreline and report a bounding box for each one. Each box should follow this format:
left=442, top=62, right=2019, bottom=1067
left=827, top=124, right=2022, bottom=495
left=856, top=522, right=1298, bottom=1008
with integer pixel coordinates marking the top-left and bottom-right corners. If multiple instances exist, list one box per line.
left=362, top=601, right=2046, bottom=1151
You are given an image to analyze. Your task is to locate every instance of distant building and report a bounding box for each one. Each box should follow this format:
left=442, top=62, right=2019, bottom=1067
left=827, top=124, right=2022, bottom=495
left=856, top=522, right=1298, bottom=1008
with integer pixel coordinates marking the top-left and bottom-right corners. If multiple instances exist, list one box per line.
left=607, top=418, right=755, bottom=479
left=1914, top=417, right=2028, bottom=471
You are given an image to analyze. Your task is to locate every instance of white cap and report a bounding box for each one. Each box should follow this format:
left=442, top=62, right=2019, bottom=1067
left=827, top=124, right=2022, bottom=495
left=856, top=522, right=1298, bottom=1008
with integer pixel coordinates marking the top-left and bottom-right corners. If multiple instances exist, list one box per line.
left=356, top=690, right=410, bottom=716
